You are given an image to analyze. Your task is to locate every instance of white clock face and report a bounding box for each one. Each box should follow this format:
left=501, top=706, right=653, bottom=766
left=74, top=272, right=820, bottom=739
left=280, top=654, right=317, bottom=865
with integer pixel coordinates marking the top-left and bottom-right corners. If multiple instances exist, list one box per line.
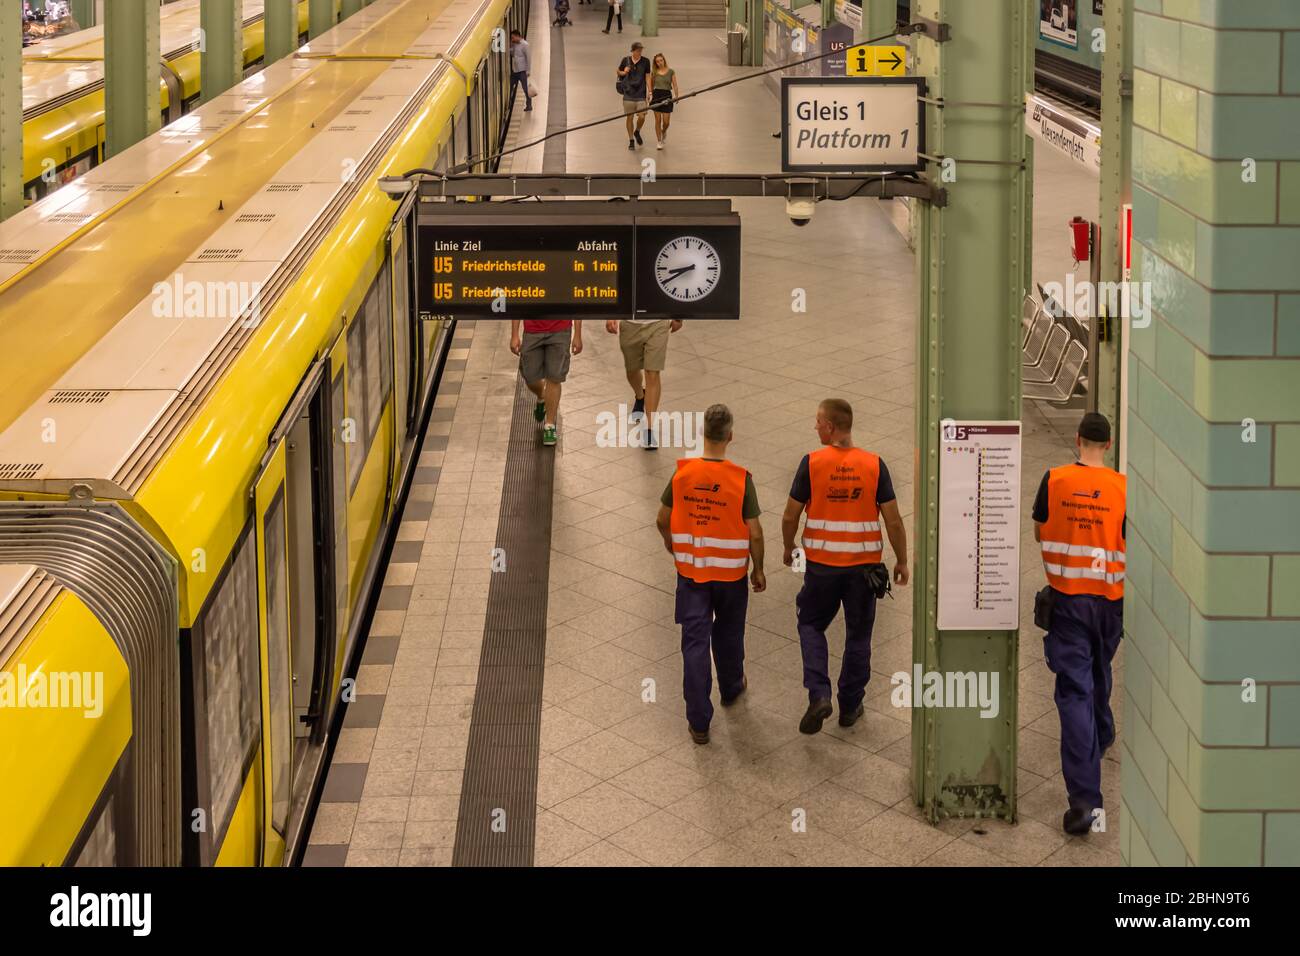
left=654, top=236, right=721, bottom=303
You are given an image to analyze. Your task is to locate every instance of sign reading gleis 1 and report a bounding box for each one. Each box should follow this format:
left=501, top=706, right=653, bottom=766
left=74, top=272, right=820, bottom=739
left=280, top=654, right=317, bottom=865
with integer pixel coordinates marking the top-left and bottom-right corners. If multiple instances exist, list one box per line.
left=781, top=76, right=925, bottom=173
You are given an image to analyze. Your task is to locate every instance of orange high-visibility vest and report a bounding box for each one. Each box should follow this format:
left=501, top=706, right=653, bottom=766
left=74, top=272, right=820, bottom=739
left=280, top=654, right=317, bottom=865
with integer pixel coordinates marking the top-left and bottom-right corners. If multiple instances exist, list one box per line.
left=670, top=458, right=750, bottom=583
left=801, top=446, right=883, bottom=566
left=1039, top=464, right=1127, bottom=600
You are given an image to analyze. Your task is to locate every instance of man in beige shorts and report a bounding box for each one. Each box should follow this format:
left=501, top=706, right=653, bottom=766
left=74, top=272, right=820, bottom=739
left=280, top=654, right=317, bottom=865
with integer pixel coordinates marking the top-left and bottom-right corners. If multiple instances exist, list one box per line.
left=606, top=317, right=681, bottom=449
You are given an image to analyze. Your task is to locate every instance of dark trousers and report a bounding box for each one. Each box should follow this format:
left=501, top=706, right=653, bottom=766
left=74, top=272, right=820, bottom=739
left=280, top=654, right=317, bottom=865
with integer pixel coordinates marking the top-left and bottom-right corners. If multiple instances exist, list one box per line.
left=605, top=6, right=622, bottom=30
left=675, top=574, right=748, bottom=732
left=796, top=568, right=877, bottom=710
left=1043, top=591, right=1123, bottom=812
left=510, top=69, right=531, bottom=109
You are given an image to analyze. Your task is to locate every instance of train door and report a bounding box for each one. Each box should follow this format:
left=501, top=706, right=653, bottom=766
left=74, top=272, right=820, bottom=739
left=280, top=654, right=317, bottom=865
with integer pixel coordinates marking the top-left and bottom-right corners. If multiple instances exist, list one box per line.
left=253, top=360, right=337, bottom=865
left=388, top=209, right=416, bottom=462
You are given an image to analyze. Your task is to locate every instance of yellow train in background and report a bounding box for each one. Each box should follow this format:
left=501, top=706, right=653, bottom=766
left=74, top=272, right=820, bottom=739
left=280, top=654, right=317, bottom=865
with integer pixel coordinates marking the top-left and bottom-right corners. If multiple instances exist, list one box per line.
left=0, top=0, right=523, bottom=866
left=21, top=0, right=311, bottom=202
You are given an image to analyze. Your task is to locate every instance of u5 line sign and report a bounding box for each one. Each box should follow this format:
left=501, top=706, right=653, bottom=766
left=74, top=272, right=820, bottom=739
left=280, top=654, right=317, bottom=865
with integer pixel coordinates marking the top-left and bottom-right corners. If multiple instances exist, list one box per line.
left=781, top=76, right=925, bottom=173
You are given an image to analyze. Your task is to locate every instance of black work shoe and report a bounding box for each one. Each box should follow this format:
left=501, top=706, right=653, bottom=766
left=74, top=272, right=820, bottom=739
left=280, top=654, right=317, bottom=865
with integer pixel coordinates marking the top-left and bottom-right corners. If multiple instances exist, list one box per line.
left=628, top=138, right=635, bottom=150
left=721, top=674, right=747, bottom=706
left=634, top=129, right=643, bottom=146
left=689, top=725, right=709, bottom=745
left=838, top=702, right=865, bottom=727
left=1063, top=807, right=1093, bottom=835
left=799, top=698, right=833, bottom=734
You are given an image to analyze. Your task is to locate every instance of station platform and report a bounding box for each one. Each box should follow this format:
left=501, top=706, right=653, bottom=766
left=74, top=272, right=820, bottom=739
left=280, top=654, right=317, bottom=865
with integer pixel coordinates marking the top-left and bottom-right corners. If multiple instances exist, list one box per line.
left=303, top=3, right=1120, bottom=867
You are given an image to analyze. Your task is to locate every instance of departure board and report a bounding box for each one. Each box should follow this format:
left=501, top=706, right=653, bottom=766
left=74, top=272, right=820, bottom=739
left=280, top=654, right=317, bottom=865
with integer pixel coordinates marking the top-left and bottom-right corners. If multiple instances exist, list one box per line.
left=418, top=223, right=634, bottom=317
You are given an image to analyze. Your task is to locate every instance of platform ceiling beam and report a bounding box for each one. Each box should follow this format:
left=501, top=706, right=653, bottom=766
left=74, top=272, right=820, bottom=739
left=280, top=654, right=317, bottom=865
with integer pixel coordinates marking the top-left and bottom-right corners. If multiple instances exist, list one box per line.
left=1, top=0, right=20, bottom=221
left=201, top=0, right=244, bottom=103
left=264, top=0, right=298, bottom=64
left=105, top=0, right=162, bottom=159
left=911, top=0, right=1032, bottom=822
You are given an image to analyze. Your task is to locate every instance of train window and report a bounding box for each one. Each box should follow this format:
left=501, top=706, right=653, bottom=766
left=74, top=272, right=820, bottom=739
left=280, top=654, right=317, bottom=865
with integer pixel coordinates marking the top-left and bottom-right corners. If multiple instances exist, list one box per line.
left=346, top=314, right=368, bottom=491
left=264, top=491, right=293, bottom=834
left=376, top=261, right=393, bottom=404
left=200, top=529, right=260, bottom=840
left=74, top=795, right=118, bottom=867
left=363, top=283, right=383, bottom=445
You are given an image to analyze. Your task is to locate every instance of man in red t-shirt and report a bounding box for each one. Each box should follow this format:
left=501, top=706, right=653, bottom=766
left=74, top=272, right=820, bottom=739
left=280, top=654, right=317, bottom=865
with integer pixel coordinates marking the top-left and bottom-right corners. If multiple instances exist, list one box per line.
left=510, top=317, right=583, bottom=446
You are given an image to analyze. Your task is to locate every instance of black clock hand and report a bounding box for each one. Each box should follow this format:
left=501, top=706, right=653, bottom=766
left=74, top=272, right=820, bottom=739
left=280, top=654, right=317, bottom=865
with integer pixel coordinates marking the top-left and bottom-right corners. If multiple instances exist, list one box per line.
left=663, top=264, right=696, bottom=279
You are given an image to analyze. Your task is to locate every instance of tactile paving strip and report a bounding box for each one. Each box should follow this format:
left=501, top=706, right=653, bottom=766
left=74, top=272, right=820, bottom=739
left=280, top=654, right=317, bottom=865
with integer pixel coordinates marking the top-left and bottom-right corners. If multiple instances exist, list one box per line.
left=450, top=378, right=553, bottom=866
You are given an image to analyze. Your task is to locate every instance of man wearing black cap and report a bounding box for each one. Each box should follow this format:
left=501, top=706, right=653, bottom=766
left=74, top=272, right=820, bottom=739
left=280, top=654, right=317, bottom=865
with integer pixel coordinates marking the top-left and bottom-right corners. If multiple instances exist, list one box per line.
left=1032, top=412, right=1127, bottom=836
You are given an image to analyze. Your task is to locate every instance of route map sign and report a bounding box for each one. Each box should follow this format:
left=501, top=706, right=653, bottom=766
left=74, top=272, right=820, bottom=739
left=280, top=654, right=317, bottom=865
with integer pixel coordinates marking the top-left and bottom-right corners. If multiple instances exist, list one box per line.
left=936, top=421, right=1023, bottom=631
left=781, top=76, right=925, bottom=173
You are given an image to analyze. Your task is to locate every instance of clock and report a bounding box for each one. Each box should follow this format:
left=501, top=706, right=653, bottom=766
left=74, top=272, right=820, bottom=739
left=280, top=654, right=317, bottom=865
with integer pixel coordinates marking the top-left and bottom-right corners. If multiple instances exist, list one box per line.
left=653, top=236, right=721, bottom=303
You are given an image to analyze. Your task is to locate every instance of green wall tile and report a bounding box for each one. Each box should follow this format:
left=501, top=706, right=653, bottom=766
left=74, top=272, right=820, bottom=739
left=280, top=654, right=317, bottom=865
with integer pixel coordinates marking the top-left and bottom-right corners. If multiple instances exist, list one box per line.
left=1122, top=737, right=1158, bottom=834
left=1183, top=25, right=1282, bottom=94
left=1269, top=685, right=1300, bottom=746
left=1194, top=353, right=1300, bottom=420
left=1129, top=697, right=1171, bottom=809
left=1168, top=769, right=1263, bottom=865
left=1189, top=616, right=1300, bottom=681
left=1277, top=425, right=1300, bottom=485
left=1134, top=69, right=1162, bottom=130
left=1136, top=246, right=1277, bottom=356
left=1128, top=588, right=1173, bottom=689
left=1136, top=11, right=1183, bottom=77
left=1160, top=79, right=1199, bottom=149
left=1130, top=470, right=1174, bottom=563
left=1280, top=295, right=1300, bottom=355
left=1169, top=636, right=1268, bottom=744
left=1151, top=680, right=1191, bottom=778
left=1133, top=188, right=1198, bottom=275
left=1198, top=93, right=1300, bottom=159
left=1265, top=813, right=1300, bottom=865
left=1273, top=555, right=1300, bottom=616
left=1172, top=522, right=1271, bottom=616
left=1127, top=636, right=1155, bottom=718
left=1202, top=1, right=1300, bottom=29
left=1206, top=422, right=1273, bottom=486
left=1151, top=555, right=1192, bottom=651
left=1194, top=222, right=1300, bottom=291
left=1155, top=320, right=1197, bottom=402
left=1188, top=744, right=1300, bottom=810
left=1285, top=33, right=1300, bottom=94
left=1189, top=486, right=1300, bottom=553
left=1281, top=163, right=1300, bottom=224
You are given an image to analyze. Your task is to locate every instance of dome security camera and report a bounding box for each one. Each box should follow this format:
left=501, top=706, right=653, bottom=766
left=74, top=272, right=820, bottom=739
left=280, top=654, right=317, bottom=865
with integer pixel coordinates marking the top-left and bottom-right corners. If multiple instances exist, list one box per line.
left=786, top=196, right=816, bottom=226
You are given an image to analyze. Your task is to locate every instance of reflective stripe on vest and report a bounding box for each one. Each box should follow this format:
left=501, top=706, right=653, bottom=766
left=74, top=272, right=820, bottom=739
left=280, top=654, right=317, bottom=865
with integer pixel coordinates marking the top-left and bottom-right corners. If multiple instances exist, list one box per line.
left=1039, top=464, right=1127, bottom=600
left=669, top=457, right=750, bottom=583
left=802, top=445, right=883, bottom=566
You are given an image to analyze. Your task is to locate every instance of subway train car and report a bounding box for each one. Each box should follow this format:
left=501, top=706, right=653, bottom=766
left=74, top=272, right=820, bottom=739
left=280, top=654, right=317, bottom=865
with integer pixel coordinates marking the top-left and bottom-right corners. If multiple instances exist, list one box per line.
left=21, top=0, right=312, bottom=202
left=0, top=0, right=523, bottom=866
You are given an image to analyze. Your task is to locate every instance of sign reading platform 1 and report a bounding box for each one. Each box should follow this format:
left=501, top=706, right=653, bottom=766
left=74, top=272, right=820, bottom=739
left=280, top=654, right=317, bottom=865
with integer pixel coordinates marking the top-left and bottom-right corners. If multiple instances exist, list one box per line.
left=781, top=76, right=925, bottom=174
left=416, top=206, right=741, bottom=320
left=936, top=420, right=1022, bottom=631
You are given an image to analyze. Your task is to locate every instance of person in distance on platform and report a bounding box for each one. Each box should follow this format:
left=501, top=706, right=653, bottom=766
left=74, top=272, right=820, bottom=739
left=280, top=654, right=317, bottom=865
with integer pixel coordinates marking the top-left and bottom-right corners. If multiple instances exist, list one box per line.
left=510, top=316, right=583, bottom=447
left=616, top=42, right=652, bottom=149
left=508, top=29, right=533, bottom=112
left=656, top=405, right=766, bottom=744
left=646, top=53, right=680, bottom=150
left=1033, top=412, right=1126, bottom=836
left=603, top=0, right=624, bottom=33
left=553, top=0, right=571, bottom=27
left=604, top=315, right=681, bottom=449
left=781, top=399, right=909, bottom=735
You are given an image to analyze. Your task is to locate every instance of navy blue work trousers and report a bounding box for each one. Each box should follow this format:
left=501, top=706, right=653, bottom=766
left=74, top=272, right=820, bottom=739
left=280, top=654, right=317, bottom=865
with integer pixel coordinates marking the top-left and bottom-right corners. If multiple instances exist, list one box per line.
left=675, top=573, right=748, bottom=732
left=796, top=567, right=877, bottom=710
left=510, top=69, right=531, bottom=109
left=1043, top=591, right=1123, bottom=813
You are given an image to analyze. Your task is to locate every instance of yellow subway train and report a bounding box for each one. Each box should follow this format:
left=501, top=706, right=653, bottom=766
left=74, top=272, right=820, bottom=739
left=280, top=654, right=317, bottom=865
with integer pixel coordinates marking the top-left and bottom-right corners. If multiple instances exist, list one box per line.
left=21, top=0, right=312, bottom=202
left=0, top=0, right=522, bottom=866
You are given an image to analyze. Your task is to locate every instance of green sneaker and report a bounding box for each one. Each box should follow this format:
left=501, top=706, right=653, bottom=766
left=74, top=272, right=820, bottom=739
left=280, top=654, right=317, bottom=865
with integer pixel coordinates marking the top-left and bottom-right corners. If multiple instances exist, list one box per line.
left=533, top=400, right=545, bottom=423
left=542, top=424, right=557, bottom=446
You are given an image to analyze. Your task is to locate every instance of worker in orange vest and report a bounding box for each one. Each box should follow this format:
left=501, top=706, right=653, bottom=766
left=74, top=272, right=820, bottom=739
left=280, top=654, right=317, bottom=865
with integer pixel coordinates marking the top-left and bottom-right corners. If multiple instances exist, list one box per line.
left=656, top=404, right=766, bottom=744
left=781, top=398, right=909, bottom=734
left=1032, top=412, right=1126, bottom=835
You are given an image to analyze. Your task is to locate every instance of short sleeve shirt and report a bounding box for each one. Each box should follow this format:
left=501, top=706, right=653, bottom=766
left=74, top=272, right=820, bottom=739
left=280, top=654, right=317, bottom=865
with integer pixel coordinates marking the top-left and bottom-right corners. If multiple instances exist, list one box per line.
left=620, top=56, right=652, bottom=99
left=661, top=460, right=761, bottom=519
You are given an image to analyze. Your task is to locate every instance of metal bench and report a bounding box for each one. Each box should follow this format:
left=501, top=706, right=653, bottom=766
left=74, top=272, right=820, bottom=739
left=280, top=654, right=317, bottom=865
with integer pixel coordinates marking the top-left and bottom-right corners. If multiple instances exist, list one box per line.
left=1022, top=310, right=1052, bottom=366
left=1024, top=339, right=1088, bottom=404
left=1024, top=323, right=1070, bottom=384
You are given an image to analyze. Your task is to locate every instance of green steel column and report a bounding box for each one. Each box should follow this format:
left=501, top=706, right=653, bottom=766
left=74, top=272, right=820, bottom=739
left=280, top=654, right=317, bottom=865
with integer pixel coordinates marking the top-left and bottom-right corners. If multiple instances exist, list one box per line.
left=746, top=0, right=764, bottom=66
left=200, top=1, right=243, bottom=103
left=1, top=0, right=20, bottom=221
left=863, top=0, right=896, bottom=37
left=309, top=0, right=336, bottom=39
left=341, top=0, right=363, bottom=18
left=911, top=0, right=1032, bottom=822
left=727, top=0, right=743, bottom=33
left=642, top=0, right=658, bottom=38
left=70, top=0, right=96, bottom=28
left=1121, top=2, right=1300, bottom=868
left=105, top=0, right=161, bottom=159
left=1096, top=0, right=1133, bottom=470
left=264, top=0, right=297, bottom=63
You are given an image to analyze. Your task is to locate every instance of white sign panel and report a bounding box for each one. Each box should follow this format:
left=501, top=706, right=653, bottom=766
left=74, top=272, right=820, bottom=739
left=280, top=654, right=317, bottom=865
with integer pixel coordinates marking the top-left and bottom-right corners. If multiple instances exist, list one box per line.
left=782, top=77, right=924, bottom=173
left=1025, top=93, right=1101, bottom=173
left=937, top=420, right=1022, bottom=631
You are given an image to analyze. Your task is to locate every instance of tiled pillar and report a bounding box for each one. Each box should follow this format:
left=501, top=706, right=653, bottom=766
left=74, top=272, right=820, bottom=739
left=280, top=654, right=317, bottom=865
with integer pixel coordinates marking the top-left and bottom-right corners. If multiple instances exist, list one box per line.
left=1123, top=1, right=1300, bottom=867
